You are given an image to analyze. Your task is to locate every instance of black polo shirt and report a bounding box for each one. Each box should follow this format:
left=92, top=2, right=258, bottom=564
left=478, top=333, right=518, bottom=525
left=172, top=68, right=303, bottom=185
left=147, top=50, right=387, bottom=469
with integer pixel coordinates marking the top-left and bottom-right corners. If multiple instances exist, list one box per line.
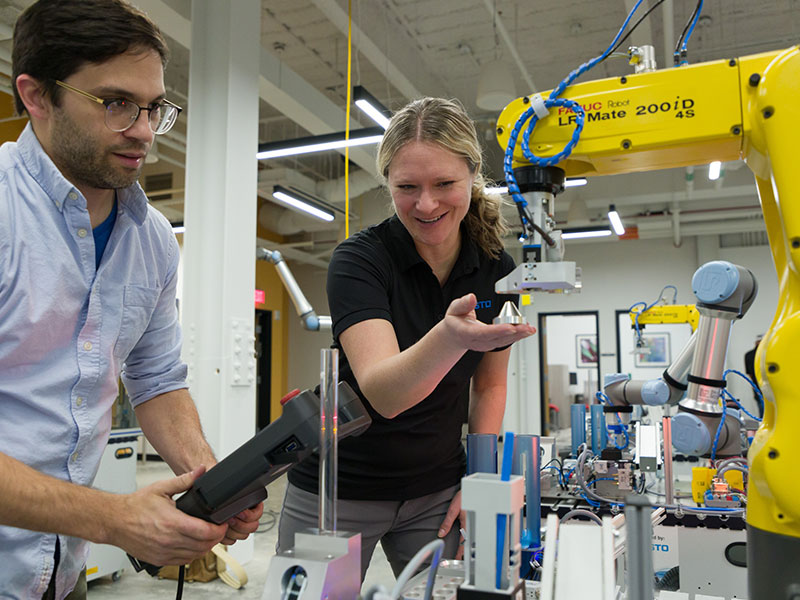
left=288, top=215, right=517, bottom=500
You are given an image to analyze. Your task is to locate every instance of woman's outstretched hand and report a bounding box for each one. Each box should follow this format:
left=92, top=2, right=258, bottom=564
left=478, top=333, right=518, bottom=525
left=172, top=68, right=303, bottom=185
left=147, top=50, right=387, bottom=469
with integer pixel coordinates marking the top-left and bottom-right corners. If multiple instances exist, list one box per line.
left=442, top=293, right=536, bottom=353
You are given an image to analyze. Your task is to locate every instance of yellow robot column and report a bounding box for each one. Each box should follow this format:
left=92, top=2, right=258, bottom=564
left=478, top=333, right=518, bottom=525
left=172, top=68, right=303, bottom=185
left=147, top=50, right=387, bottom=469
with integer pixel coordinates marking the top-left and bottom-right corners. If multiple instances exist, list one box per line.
left=742, top=45, right=800, bottom=600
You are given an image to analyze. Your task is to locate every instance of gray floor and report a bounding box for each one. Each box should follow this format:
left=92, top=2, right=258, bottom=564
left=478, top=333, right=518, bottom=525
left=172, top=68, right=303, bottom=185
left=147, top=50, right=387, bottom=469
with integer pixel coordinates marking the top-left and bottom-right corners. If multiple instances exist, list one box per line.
left=86, top=461, right=396, bottom=599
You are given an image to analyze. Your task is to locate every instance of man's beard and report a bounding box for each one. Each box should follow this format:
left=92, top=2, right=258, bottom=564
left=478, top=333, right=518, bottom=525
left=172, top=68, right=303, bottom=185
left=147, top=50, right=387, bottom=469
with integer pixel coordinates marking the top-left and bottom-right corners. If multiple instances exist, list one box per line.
left=50, top=108, right=147, bottom=191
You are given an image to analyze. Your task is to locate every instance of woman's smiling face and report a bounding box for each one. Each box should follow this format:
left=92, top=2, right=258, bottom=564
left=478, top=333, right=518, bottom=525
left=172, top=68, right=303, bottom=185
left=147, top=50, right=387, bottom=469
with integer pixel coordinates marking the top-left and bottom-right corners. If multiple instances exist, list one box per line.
left=387, top=140, right=474, bottom=256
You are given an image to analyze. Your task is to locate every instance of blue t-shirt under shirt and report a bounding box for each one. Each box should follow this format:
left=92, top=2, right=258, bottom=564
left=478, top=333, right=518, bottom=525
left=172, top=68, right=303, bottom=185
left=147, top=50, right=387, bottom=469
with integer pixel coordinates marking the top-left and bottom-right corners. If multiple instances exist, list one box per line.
left=92, top=198, right=117, bottom=268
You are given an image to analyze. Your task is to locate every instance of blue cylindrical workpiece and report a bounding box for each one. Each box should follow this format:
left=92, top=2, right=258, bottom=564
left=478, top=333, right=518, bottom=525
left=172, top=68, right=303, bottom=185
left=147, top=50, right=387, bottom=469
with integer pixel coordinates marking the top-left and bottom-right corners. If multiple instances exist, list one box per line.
left=512, top=434, right=541, bottom=549
left=571, top=404, right=587, bottom=456
left=466, top=433, right=497, bottom=475
left=591, top=404, right=608, bottom=454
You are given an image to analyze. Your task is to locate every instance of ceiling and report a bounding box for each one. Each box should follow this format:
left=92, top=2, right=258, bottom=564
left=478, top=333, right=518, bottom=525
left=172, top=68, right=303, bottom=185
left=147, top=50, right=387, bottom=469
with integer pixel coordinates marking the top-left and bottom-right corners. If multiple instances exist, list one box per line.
left=1, top=0, right=798, bottom=263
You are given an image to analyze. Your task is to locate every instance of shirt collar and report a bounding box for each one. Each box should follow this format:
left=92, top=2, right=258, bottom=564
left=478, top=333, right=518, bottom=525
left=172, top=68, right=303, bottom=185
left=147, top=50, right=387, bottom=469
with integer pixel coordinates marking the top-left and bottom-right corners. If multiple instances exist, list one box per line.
left=386, top=215, right=425, bottom=272
left=386, top=214, right=481, bottom=278
left=450, top=227, right=481, bottom=279
left=17, top=123, right=149, bottom=224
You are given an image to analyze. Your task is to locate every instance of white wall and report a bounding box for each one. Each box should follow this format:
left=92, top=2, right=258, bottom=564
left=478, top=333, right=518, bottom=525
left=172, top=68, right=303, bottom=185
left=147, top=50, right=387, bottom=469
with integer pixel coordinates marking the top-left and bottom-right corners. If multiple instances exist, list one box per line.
left=283, top=234, right=778, bottom=433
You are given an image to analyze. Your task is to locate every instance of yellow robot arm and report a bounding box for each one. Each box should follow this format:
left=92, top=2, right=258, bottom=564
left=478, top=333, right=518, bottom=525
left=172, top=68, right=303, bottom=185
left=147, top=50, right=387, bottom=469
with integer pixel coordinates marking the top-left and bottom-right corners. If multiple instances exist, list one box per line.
left=496, top=51, right=779, bottom=177
left=630, top=303, right=699, bottom=331
left=495, top=46, right=800, bottom=599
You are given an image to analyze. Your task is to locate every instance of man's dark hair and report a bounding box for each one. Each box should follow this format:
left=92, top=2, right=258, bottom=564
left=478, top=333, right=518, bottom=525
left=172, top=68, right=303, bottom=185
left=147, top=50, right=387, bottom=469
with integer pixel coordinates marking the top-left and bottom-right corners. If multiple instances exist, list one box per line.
left=11, top=0, right=170, bottom=115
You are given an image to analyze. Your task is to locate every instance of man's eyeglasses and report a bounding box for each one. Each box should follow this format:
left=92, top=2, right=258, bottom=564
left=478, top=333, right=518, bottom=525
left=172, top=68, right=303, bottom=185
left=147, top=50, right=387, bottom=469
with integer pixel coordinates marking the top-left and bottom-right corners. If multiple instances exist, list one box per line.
left=54, top=80, right=182, bottom=135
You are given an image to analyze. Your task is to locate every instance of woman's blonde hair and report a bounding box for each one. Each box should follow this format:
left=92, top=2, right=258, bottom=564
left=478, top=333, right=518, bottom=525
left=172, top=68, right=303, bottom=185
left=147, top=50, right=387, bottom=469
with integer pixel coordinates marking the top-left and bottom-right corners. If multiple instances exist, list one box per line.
left=376, top=97, right=508, bottom=258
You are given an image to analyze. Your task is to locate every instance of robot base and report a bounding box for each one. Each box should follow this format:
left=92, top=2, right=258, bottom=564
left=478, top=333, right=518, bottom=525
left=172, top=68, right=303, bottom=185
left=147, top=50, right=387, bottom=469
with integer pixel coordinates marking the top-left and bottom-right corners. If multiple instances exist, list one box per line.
left=262, top=529, right=360, bottom=599
left=747, top=524, right=800, bottom=600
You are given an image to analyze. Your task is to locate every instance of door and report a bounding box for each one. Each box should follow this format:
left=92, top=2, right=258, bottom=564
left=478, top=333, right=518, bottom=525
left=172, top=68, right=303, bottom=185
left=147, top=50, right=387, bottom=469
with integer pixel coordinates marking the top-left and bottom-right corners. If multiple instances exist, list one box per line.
left=255, top=309, right=272, bottom=431
left=537, top=311, right=600, bottom=435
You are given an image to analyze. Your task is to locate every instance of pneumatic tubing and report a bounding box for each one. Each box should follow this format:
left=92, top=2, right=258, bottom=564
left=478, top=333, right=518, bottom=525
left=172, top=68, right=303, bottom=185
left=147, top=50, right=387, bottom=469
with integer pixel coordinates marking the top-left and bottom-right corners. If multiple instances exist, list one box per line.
left=502, top=0, right=648, bottom=210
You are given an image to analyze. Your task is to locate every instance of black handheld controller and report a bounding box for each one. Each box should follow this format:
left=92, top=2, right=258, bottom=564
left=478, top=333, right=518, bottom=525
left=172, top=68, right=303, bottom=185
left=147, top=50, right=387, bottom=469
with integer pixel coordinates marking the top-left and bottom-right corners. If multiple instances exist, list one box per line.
left=128, top=382, right=371, bottom=574
left=177, top=381, right=371, bottom=523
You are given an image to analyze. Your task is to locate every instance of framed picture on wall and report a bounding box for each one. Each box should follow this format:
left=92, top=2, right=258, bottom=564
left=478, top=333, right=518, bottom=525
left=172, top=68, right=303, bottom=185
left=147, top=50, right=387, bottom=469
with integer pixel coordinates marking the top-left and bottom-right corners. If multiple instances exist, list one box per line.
left=576, top=334, right=598, bottom=368
left=634, top=333, right=671, bottom=368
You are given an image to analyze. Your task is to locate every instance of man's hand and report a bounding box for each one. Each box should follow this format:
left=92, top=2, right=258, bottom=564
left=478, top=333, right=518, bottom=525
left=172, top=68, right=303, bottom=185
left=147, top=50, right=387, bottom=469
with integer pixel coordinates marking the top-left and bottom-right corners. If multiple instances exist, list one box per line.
left=199, top=459, right=264, bottom=546
left=112, top=466, right=227, bottom=566
left=221, top=502, right=264, bottom=546
left=437, top=490, right=466, bottom=560
left=443, top=294, right=536, bottom=353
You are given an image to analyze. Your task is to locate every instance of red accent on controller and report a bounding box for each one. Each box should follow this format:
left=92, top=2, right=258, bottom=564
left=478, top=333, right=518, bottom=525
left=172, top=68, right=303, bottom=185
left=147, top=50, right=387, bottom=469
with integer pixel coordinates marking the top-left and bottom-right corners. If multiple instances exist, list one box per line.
left=280, top=389, right=302, bottom=405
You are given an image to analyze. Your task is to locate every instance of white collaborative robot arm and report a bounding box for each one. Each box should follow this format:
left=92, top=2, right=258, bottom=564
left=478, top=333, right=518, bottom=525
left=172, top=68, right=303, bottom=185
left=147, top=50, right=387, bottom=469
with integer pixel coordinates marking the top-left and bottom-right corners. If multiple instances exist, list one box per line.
left=256, top=248, right=332, bottom=331
left=604, top=260, right=757, bottom=456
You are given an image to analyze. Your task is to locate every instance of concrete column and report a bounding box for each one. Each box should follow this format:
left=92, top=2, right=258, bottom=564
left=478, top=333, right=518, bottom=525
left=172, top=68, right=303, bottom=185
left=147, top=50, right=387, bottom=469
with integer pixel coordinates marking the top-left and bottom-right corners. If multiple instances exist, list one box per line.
left=180, top=0, right=260, bottom=561
left=697, top=234, right=720, bottom=267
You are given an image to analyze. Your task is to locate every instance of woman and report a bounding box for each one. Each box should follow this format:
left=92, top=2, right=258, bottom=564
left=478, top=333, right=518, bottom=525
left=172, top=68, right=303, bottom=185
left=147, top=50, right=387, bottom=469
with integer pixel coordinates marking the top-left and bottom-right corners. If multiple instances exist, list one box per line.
left=278, top=97, right=536, bottom=578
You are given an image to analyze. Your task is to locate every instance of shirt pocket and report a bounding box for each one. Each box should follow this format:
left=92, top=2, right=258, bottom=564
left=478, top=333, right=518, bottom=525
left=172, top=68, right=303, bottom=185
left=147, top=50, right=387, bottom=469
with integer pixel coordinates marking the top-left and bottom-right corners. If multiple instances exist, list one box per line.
left=114, top=284, right=161, bottom=360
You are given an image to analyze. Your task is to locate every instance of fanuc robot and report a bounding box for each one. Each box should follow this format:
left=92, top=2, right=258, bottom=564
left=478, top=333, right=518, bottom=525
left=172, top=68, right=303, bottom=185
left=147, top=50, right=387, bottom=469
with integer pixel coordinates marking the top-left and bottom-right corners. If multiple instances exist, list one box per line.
left=494, top=44, right=799, bottom=600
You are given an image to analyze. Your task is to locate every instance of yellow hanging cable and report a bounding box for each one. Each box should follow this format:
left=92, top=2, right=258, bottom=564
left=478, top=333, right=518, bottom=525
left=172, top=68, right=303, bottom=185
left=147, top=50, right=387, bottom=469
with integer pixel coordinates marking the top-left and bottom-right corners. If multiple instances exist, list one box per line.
left=344, top=0, right=352, bottom=239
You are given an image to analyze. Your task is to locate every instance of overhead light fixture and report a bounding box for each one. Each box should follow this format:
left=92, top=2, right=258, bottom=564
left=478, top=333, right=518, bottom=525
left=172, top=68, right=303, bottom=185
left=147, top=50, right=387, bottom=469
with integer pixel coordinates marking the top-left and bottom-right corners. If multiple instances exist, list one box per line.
left=561, top=226, right=612, bottom=240
left=485, top=185, right=508, bottom=195
left=272, top=185, right=335, bottom=222
left=354, top=86, right=391, bottom=129
left=485, top=178, right=587, bottom=197
left=257, top=126, right=384, bottom=160
left=564, top=177, right=587, bottom=188
left=171, top=222, right=185, bottom=234
left=708, top=161, right=722, bottom=180
left=607, top=204, right=625, bottom=235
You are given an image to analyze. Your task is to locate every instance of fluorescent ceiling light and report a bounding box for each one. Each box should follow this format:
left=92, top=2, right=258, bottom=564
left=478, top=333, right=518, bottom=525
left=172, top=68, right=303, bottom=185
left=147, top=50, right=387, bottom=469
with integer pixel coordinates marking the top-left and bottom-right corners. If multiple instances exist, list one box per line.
left=708, top=161, right=722, bottom=180
left=607, top=204, right=625, bottom=235
left=564, top=177, right=588, bottom=188
left=354, top=86, right=391, bottom=129
left=171, top=225, right=185, bottom=234
left=355, top=100, right=390, bottom=129
left=562, top=227, right=612, bottom=239
left=272, top=185, right=335, bottom=222
left=485, top=186, right=508, bottom=195
left=485, top=178, right=587, bottom=196
left=257, top=126, right=384, bottom=160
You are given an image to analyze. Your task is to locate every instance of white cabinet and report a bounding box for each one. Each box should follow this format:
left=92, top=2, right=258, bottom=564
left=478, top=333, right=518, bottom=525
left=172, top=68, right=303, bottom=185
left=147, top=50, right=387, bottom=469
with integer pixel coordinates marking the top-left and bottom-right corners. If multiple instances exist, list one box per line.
left=85, top=428, right=140, bottom=582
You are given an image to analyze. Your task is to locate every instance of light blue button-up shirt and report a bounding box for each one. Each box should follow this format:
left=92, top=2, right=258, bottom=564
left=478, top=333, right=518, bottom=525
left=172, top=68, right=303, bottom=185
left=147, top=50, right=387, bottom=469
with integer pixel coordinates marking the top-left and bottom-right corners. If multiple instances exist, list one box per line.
left=0, top=124, right=188, bottom=599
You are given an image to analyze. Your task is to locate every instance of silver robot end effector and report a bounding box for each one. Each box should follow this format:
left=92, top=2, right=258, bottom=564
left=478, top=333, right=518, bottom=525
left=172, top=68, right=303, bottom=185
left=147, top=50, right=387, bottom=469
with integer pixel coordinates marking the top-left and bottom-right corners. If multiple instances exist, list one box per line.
left=495, top=166, right=581, bottom=295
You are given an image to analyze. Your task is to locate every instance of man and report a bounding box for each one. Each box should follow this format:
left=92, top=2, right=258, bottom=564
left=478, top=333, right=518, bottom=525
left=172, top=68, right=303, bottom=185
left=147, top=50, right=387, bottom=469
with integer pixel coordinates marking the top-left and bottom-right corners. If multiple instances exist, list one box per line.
left=0, top=1, right=262, bottom=598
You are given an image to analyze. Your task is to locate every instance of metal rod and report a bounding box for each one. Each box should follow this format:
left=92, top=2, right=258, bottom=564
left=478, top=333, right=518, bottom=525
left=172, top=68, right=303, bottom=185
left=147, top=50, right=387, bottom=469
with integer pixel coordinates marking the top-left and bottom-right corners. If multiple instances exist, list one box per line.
left=318, top=348, right=339, bottom=533
left=625, top=494, right=655, bottom=600
left=662, top=416, right=674, bottom=506
left=512, top=434, right=541, bottom=548
left=571, top=404, right=587, bottom=457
